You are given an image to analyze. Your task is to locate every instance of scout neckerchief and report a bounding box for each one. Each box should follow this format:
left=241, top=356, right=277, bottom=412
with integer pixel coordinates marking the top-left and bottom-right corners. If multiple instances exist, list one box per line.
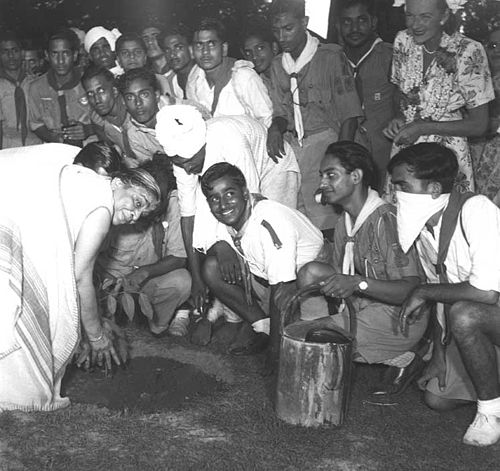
left=281, top=32, right=319, bottom=145
left=227, top=194, right=269, bottom=306
left=346, top=37, right=382, bottom=104
left=342, top=188, right=385, bottom=276
left=0, top=69, right=28, bottom=145
left=47, top=69, right=83, bottom=145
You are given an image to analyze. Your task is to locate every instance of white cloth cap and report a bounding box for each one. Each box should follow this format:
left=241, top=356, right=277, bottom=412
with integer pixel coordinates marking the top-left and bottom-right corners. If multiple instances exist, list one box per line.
left=155, top=105, right=207, bottom=158
left=84, top=27, right=122, bottom=53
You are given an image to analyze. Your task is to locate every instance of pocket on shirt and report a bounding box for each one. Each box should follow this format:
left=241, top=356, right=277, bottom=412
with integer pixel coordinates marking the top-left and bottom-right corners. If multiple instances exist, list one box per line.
left=306, top=87, right=332, bottom=106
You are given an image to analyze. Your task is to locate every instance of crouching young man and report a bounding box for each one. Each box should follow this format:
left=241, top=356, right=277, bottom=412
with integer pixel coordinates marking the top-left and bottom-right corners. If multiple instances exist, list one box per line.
left=199, top=162, right=324, bottom=360
left=297, top=141, right=427, bottom=395
left=389, top=143, right=500, bottom=447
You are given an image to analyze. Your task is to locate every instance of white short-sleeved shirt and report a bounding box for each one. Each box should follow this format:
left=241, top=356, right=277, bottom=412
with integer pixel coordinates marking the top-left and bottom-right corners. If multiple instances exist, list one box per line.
left=173, top=115, right=299, bottom=251
left=416, top=195, right=500, bottom=294
left=186, top=60, right=272, bottom=128
left=226, top=199, right=324, bottom=285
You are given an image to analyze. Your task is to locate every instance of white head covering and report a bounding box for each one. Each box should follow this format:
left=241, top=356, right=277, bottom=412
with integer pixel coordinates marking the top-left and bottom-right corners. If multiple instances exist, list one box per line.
left=84, top=26, right=122, bottom=53
left=155, top=105, right=207, bottom=158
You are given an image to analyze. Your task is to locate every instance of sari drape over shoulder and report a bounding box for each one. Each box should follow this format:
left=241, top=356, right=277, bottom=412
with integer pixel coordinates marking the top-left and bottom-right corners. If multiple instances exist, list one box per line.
left=0, top=143, right=101, bottom=411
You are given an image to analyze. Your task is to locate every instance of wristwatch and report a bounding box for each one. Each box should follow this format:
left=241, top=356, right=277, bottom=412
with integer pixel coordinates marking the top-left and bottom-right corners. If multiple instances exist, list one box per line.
left=358, top=279, right=368, bottom=291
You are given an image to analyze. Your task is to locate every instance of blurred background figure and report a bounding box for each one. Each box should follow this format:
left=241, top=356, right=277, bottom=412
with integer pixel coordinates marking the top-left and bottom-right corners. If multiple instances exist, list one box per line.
left=141, top=23, right=170, bottom=75
left=0, top=31, right=41, bottom=148
left=470, top=26, right=500, bottom=206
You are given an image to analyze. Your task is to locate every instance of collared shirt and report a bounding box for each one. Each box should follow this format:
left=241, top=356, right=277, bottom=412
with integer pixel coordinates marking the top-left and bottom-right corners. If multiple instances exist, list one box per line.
left=125, top=96, right=170, bottom=165
left=174, top=115, right=299, bottom=252
left=167, top=64, right=200, bottom=100
left=0, top=75, right=41, bottom=148
left=91, top=97, right=133, bottom=156
left=268, top=43, right=363, bottom=136
left=331, top=204, right=424, bottom=281
left=416, top=195, right=500, bottom=294
left=186, top=59, right=273, bottom=127
left=347, top=40, right=397, bottom=134
left=97, top=191, right=186, bottom=278
left=28, top=72, right=91, bottom=133
left=175, top=114, right=285, bottom=219
left=225, top=199, right=324, bottom=285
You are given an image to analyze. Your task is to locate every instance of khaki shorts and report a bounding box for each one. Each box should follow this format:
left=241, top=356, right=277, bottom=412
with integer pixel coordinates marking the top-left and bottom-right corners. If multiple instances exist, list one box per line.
left=426, top=339, right=500, bottom=401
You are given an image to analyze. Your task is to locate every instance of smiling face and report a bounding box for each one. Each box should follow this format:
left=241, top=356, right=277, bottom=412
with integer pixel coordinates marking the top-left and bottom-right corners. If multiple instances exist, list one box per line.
left=271, top=12, right=308, bottom=57
left=111, top=180, right=159, bottom=225
left=405, top=0, right=448, bottom=46
left=89, top=37, right=116, bottom=70
left=242, top=36, right=276, bottom=74
left=205, top=175, right=249, bottom=230
left=318, top=154, right=356, bottom=207
left=117, top=39, right=147, bottom=71
left=83, top=74, right=117, bottom=117
left=122, top=77, right=159, bottom=124
left=192, top=29, right=227, bottom=72
left=47, top=38, right=78, bottom=78
left=339, top=4, right=377, bottom=49
left=0, top=40, right=22, bottom=73
left=162, top=34, right=192, bottom=72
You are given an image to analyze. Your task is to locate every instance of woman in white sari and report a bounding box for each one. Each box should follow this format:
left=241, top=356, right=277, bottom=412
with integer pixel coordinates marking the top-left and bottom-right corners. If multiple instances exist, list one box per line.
left=0, top=143, right=163, bottom=411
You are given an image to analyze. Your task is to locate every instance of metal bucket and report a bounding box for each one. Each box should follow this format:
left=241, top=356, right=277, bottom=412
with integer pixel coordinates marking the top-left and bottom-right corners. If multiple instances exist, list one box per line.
left=275, top=285, right=355, bottom=427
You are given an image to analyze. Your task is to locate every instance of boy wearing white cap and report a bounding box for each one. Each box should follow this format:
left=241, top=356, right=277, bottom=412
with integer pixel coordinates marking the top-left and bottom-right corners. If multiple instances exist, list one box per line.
left=84, top=26, right=123, bottom=76
left=155, top=104, right=300, bottom=318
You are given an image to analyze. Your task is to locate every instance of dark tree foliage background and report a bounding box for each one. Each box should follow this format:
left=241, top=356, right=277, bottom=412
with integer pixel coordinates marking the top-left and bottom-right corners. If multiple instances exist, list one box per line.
left=0, top=0, right=496, bottom=48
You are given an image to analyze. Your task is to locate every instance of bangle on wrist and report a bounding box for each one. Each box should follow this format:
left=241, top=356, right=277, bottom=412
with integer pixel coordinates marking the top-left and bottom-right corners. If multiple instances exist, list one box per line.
left=88, top=331, right=104, bottom=343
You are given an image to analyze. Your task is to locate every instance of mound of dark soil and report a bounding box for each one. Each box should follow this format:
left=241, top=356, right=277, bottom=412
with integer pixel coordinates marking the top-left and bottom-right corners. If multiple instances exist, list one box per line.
left=62, top=356, right=225, bottom=413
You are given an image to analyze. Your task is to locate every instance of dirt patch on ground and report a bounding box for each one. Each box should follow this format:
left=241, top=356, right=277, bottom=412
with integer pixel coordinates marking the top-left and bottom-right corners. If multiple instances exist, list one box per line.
left=62, top=356, right=225, bottom=413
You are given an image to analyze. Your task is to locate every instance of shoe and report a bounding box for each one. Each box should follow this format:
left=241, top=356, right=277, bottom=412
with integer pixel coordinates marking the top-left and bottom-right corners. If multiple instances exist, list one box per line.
left=463, top=412, right=500, bottom=446
left=229, top=332, right=269, bottom=356
left=371, top=354, right=425, bottom=396
left=168, top=310, right=190, bottom=337
left=190, top=317, right=212, bottom=346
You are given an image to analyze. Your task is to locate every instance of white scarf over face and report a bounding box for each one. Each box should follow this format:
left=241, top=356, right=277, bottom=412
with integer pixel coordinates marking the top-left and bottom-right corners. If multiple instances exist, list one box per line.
left=342, top=188, right=385, bottom=275
left=396, top=191, right=450, bottom=253
left=281, top=31, right=319, bottom=145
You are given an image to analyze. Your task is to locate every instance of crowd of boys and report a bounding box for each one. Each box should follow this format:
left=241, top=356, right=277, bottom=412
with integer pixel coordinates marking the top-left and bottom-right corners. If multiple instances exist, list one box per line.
left=1, top=0, right=499, bottom=448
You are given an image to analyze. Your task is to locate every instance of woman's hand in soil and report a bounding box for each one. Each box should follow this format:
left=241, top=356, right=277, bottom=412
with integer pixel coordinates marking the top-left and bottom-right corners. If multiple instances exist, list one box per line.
left=75, top=339, right=92, bottom=370
left=90, top=330, right=122, bottom=371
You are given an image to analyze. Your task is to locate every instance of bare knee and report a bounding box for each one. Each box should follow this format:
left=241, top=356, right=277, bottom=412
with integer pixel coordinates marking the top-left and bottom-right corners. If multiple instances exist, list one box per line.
left=297, top=261, right=333, bottom=289
left=424, top=391, right=469, bottom=411
left=201, top=256, right=221, bottom=287
left=449, top=301, right=482, bottom=336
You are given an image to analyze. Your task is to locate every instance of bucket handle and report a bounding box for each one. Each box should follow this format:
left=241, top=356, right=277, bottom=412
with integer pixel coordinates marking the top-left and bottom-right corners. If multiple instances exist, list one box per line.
left=281, top=282, right=356, bottom=337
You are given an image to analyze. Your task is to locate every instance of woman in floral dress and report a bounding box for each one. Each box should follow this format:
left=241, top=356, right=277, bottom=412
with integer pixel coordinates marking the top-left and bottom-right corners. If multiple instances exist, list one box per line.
left=384, top=0, right=494, bottom=194
left=470, top=27, right=500, bottom=205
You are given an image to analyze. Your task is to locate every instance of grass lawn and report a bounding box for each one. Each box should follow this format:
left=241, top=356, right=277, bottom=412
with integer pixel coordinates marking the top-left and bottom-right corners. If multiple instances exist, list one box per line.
left=1, top=327, right=499, bottom=471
